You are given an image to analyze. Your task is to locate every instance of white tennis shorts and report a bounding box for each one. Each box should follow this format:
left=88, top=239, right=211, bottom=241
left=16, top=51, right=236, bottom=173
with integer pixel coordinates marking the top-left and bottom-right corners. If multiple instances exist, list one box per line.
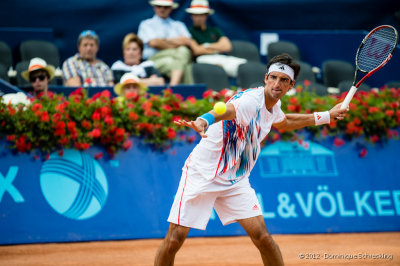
left=167, top=158, right=262, bottom=230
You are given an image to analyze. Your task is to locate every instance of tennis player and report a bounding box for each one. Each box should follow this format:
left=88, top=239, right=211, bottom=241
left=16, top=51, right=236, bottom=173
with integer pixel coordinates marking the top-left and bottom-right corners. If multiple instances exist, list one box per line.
left=155, top=53, right=348, bottom=266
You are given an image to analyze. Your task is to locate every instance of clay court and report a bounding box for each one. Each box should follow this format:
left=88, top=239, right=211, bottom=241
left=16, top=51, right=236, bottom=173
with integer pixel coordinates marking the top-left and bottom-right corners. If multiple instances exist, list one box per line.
left=1, top=232, right=399, bottom=266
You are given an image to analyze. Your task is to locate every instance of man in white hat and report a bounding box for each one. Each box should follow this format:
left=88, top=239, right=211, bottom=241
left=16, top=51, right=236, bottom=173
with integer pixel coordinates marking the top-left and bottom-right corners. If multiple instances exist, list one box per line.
left=22, top=57, right=55, bottom=97
left=138, top=0, right=193, bottom=86
left=186, top=0, right=247, bottom=77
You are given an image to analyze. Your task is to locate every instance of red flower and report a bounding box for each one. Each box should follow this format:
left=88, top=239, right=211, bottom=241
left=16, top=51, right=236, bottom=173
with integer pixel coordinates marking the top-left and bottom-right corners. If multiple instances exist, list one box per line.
left=289, top=97, right=298, bottom=105
left=32, top=103, right=42, bottom=112
left=162, top=104, right=173, bottom=111
left=368, top=106, right=380, bottom=114
left=88, top=128, right=101, bottom=138
left=333, top=137, right=345, bottom=147
left=370, top=135, right=379, bottom=143
left=6, top=135, right=15, bottom=141
left=100, top=90, right=111, bottom=98
left=122, top=139, right=133, bottom=150
left=186, top=135, right=196, bottom=143
left=163, top=88, right=173, bottom=96
left=172, top=102, right=181, bottom=110
left=186, top=96, right=196, bottom=104
left=359, top=148, right=368, bottom=158
left=128, top=111, right=139, bottom=121
left=303, top=79, right=311, bottom=87
left=114, top=128, right=126, bottom=142
left=105, top=116, right=114, bottom=125
left=287, top=104, right=297, bottom=112
left=81, top=120, right=91, bottom=130
left=126, top=91, right=139, bottom=101
left=202, top=89, right=213, bottom=99
left=385, top=110, right=394, bottom=117
left=94, top=152, right=103, bottom=160
left=40, top=111, right=49, bottom=122
left=172, top=116, right=181, bottom=123
left=175, top=94, right=184, bottom=102
left=167, top=127, right=176, bottom=139
left=92, top=112, right=101, bottom=121
left=57, top=149, right=64, bottom=157
left=100, top=106, right=111, bottom=117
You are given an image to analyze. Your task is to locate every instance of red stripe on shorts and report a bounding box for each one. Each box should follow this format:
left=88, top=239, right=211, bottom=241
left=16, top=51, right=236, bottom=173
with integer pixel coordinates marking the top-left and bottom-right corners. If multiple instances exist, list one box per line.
left=178, top=155, right=191, bottom=225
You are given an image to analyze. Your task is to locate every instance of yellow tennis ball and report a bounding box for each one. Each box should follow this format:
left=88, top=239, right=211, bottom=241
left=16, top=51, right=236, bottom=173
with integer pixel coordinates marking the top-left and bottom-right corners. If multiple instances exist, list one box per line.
left=214, top=101, right=227, bottom=115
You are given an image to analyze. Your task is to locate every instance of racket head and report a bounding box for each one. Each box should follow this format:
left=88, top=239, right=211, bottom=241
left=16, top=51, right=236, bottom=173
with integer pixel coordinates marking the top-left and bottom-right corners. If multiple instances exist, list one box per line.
left=355, top=25, right=398, bottom=73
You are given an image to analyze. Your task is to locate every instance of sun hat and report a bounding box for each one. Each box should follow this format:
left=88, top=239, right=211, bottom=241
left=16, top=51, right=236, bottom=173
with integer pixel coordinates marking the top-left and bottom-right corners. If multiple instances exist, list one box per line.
left=149, top=0, right=179, bottom=9
left=22, top=57, right=55, bottom=81
left=185, top=0, right=214, bottom=14
left=114, top=73, right=146, bottom=96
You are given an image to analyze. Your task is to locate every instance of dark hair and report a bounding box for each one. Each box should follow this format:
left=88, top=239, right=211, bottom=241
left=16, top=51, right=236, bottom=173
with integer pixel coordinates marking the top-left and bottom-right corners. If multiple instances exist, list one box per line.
left=267, top=53, right=300, bottom=80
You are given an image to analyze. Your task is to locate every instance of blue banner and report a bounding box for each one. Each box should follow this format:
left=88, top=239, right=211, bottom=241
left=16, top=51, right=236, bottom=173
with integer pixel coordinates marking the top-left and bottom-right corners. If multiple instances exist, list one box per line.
left=0, top=134, right=399, bottom=244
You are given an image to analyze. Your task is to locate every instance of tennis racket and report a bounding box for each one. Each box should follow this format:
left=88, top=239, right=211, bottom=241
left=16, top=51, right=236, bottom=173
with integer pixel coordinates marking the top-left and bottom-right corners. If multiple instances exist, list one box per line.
left=340, top=25, right=398, bottom=109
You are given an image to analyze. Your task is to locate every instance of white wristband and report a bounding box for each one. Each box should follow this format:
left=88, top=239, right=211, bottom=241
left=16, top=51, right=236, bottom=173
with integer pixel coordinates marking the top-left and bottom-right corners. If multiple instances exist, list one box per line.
left=314, top=111, right=330, bottom=126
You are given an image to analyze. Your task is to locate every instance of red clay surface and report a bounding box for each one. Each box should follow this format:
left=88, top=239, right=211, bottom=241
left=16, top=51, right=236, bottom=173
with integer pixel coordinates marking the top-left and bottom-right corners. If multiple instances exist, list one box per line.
left=1, top=232, right=399, bottom=265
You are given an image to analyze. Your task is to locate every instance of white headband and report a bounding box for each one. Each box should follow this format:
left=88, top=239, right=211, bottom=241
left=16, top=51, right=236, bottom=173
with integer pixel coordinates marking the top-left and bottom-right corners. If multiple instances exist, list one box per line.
left=267, top=63, right=294, bottom=80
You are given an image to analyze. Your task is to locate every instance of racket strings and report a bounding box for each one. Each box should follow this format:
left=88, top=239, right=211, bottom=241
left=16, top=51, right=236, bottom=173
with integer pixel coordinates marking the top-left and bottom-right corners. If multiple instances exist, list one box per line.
left=357, top=27, right=397, bottom=72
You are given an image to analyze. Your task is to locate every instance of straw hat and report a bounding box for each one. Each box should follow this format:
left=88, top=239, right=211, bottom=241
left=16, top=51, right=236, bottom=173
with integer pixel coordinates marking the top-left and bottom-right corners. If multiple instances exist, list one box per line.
left=149, top=0, right=179, bottom=9
left=185, top=0, right=214, bottom=14
left=114, top=73, right=146, bottom=96
left=22, top=57, right=55, bottom=81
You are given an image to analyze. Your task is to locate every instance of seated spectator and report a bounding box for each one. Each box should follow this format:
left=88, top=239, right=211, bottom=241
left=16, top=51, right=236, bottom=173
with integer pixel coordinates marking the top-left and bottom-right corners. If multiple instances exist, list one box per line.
left=62, top=30, right=114, bottom=87
left=111, top=33, right=165, bottom=86
left=22, top=57, right=55, bottom=97
left=186, top=0, right=247, bottom=77
left=138, top=0, right=193, bottom=85
left=114, top=72, right=146, bottom=100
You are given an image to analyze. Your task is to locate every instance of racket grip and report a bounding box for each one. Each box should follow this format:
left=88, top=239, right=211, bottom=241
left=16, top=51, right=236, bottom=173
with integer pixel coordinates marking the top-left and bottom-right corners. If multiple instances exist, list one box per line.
left=340, top=86, right=358, bottom=110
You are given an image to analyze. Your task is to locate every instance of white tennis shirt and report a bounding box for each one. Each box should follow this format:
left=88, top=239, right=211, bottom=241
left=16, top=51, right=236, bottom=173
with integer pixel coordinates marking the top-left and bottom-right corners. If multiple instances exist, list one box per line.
left=188, top=87, right=286, bottom=185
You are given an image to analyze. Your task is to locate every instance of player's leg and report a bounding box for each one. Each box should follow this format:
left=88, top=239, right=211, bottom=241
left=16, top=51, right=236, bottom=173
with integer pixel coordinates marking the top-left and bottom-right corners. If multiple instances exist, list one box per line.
left=237, top=216, right=284, bottom=266
left=154, top=222, right=190, bottom=266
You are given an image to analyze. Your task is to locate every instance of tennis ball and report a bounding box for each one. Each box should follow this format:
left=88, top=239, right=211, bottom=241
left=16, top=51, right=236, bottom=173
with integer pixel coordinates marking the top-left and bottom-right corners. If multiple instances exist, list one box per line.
left=214, top=101, right=227, bottom=115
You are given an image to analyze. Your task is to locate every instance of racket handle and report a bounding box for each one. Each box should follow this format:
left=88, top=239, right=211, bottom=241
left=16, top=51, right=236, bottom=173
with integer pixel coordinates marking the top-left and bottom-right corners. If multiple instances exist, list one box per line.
left=340, top=86, right=358, bottom=110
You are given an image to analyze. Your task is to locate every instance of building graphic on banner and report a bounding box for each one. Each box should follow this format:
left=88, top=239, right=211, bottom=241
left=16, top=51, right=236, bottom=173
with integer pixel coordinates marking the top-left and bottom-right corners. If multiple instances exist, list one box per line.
left=258, top=140, right=338, bottom=178
left=40, top=149, right=108, bottom=220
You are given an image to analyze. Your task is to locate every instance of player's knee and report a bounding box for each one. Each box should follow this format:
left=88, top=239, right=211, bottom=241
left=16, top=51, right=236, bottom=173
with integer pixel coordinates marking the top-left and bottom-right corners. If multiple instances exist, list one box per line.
left=254, top=232, right=276, bottom=251
left=164, top=235, right=184, bottom=254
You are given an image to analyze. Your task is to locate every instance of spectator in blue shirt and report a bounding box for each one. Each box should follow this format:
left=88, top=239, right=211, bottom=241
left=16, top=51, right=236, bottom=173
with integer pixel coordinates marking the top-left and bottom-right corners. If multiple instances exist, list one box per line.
left=138, top=0, right=193, bottom=85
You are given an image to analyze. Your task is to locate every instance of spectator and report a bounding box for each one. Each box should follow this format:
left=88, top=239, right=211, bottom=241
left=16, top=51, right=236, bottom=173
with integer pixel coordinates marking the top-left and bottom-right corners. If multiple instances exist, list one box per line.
left=111, top=33, right=165, bottom=86
left=186, top=0, right=247, bottom=77
left=138, top=0, right=193, bottom=85
left=62, top=30, right=113, bottom=87
left=114, top=72, right=146, bottom=100
left=22, top=57, right=55, bottom=97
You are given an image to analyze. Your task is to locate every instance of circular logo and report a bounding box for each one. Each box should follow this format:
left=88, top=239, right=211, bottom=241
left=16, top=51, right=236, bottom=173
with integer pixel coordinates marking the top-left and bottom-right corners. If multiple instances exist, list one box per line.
left=40, top=149, right=108, bottom=220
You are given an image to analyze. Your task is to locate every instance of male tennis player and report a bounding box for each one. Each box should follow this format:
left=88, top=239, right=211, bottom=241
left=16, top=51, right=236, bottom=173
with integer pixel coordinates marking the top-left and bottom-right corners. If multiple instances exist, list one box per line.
left=155, top=53, right=348, bottom=266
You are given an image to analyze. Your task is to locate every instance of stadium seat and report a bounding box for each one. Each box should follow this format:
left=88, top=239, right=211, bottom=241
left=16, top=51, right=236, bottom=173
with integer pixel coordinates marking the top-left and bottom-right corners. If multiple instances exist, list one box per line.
left=0, top=41, right=13, bottom=69
left=0, top=64, right=8, bottom=82
left=338, top=80, right=371, bottom=92
left=237, top=61, right=266, bottom=88
left=19, top=40, right=60, bottom=67
left=385, top=81, right=400, bottom=89
left=227, top=40, right=260, bottom=62
left=192, top=63, right=230, bottom=91
left=322, top=60, right=354, bottom=88
left=296, top=61, right=316, bottom=82
left=267, top=40, right=301, bottom=62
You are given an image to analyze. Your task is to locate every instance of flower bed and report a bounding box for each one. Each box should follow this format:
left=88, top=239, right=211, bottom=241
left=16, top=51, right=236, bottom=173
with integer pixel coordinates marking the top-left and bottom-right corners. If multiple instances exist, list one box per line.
left=0, top=83, right=399, bottom=158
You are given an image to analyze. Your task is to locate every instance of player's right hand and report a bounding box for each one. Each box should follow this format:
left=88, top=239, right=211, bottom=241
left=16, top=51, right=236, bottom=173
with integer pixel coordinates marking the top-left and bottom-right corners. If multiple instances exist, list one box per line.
left=173, top=118, right=208, bottom=138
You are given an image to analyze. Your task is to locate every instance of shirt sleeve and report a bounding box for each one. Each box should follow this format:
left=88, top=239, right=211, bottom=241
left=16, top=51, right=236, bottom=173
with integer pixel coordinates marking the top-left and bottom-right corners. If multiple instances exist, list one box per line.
left=273, top=100, right=286, bottom=123
left=175, top=21, right=192, bottom=38
left=137, top=20, right=155, bottom=44
left=228, top=91, right=259, bottom=127
left=62, top=57, right=78, bottom=81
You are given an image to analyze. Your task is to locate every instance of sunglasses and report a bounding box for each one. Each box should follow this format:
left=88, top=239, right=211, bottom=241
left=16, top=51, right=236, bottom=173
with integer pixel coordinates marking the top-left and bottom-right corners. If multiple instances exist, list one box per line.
left=79, top=30, right=98, bottom=38
left=155, top=5, right=171, bottom=9
left=30, top=74, right=46, bottom=82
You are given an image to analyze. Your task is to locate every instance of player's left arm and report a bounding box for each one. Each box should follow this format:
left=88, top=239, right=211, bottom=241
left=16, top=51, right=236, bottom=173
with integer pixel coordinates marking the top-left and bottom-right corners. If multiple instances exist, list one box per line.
left=273, top=102, right=347, bottom=131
